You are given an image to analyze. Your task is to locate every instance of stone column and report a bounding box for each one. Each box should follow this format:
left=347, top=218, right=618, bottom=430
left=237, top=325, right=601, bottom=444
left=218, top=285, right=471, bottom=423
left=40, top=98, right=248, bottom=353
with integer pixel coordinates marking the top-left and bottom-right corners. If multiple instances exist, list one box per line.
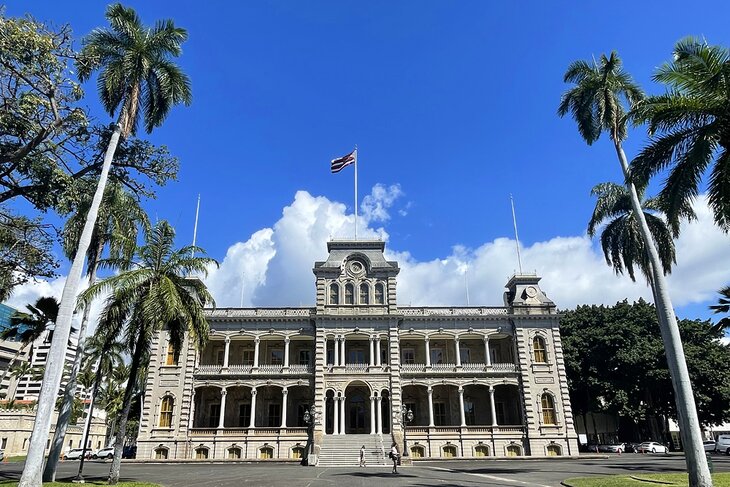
left=324, top=336, right=329, bottom=365
left=188, top=389, right=196, bottom=429
left=489, top=385, right=498, bottom=426
left=334, top=336, right=340, bottom=366
left=223, top=337, right=230, bottom=370
left=322, top=395, right=327, bottom=433
left=339, top=394, right=346, bottom=434
left=333, top=397, right=340, bottom=435
left=370, top=396, right=376, bottom=434
left=425, top=337, right=431, bottom=367
left=283, top=337, right=290, bottom=368
left=375, top=337, right=382, bottom=366
left=281, top=388, right=288, bottom=428
left=341, top=336, right=346, bottom=366
left=376, top=396, right=383, bottom=434
left=253, top=337, right=260, bottom=369
left=484, top=336, right=491, bottom=366
left=455, top=337, right=462, bottom=367
left=369, top=337, right=375, bottom=367
left=458, top=386, right=466, bottom=427
left=218, top=388, right=227, bottom=429
left=427, top=386, right=435, bottom=427
left=249, top=388, right=257, bottom=429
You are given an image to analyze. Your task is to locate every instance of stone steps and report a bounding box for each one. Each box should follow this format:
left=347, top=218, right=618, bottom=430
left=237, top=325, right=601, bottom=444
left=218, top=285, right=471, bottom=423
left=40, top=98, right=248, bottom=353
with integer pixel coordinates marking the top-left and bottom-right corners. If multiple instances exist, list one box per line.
left=317, top=434, right=388, bottom=466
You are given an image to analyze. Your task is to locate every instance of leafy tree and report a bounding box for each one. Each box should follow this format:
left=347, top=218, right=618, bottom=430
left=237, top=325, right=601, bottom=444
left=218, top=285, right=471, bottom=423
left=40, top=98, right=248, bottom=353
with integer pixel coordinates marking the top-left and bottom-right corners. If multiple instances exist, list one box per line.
left=19, top=5, right=191, bottom=486
left=81, top=220, right=214, bottom=484
left=558, top=52, right=711, bottom=485
left=632, top=38, right=730, bottom=231
left=0, top=297, right=59, bottom=396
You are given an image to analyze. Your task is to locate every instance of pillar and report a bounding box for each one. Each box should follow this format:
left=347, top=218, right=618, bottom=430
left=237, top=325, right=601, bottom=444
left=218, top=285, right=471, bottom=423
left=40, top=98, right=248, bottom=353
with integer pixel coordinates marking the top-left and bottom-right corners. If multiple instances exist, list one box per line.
left=341, top=336, right=346, bottom=366
left=369, top=337, right=375, bottom=367
left=458, top=386, right=466, bottom=427
left=281, top=388, right=288, bottom=428
left=370, top=396, right=376, bottom=434
left=334, top=336, right=340, bottom=366
left=489, top=385, right=498, bottom=426
left=333, top=397, right=340, bottom=435
left=376, top=396, right=383, bottom=434
left=218, top=388, right=227, bottom=429
left=339, top=394, right=346, bottom=434
left=427, top=386, right=435, bottom=427
left=253, top=337, right=260, bottom=369
left=455, top=337, right=462, bottom=367
left=484, top=336, right=491, bottom=366
left=249, top=388, right=257, bottom=429
left=324, top=336, right=329, bottom=365
left=223, top=337, right=230, bottom=369
left=375, top=337, right=382, bottom=366
left=322, top=395, right=327, bottom=432
left=283, top=337, right=290, bottom=368
left=188, top=389, right=196, bottom=429
left=425, top=337, right=431, bottom=367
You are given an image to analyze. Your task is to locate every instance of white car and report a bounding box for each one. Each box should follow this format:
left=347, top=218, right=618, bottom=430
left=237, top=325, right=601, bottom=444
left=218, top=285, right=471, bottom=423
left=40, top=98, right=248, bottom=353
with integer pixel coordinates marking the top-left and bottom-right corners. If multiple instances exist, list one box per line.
left=716, top=435, right=730, bottom=455
left=65, top=448, right=86, bottom=460
left=93, top=446, right=115, bottom=459
left=638, top=442, right=667, bottom=454
left=704, top=440, right=717, bottom=452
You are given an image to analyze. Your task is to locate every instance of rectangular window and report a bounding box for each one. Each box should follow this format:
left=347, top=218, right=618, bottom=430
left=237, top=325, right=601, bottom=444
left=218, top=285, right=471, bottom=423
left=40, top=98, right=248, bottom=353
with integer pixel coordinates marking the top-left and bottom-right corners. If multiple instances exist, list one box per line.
left=459, top=347, right=471, bottom=364
left=348, top=349, right=365, bottom=365
left=68, top=439, right=73, bottom=448
left=215, top=348, right=225, bottom=366
left=434, top=402, right=447, bottom=426
left=496, top=402, right=506, bottom=425
left=490, top=347, right=501, bottom=363
left=431, top=348, right=444, bottom=365
left=268, top=404, right=281, bottom=427
left=464, top=400, right=476, bottom=425
left=326, top=348, right=334, bottom=366
left=299, top=350, right=311, bottom=366
left=241, top=350, right=254, bottom=366
left=402, top=348, right=415, bottom=365
left=97, top=441, right=102, bottom=449
left=1, top=438, right=7, bottom=449
left=271, top=349, right=284, bottom=365
left=209, top=404, right=221, bottom=428
left=238, top=403, right=251, bottom=427
left=165, top=344, right=177, bottom=366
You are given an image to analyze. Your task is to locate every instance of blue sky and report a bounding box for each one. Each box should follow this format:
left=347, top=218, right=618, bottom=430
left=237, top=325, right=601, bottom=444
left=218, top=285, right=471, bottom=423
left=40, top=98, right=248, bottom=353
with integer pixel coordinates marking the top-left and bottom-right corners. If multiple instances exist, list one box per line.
left=5, top=1, right=730, bottom=327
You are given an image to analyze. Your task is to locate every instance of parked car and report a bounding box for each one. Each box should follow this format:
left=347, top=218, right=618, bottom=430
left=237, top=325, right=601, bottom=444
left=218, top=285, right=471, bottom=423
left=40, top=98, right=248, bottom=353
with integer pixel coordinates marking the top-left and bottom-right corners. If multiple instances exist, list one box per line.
left=704, top=440, right=717, bottom=453
left=598, top=443, right=625, bottom=453
left=624, top=443, right=642, bottom=453
left=122, top=445, right=137, bottom=459
left=93, top=446, right=115, bottom=459
left=65, top=448, right=86, bottom=460
left=637, top=442, right=667, bottom=454
left=716, top=435, right=730, bottom=455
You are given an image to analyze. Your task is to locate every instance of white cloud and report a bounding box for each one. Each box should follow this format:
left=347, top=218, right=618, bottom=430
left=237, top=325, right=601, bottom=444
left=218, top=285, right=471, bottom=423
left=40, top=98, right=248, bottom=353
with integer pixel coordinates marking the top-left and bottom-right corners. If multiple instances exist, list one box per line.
left=361, top=184, right=404, bottom=222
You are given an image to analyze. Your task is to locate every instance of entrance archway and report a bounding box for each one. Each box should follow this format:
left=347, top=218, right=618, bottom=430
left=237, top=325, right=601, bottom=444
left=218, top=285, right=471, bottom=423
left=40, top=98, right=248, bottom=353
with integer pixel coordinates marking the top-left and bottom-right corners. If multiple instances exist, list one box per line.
left=345, top=383, right=370, bottom=434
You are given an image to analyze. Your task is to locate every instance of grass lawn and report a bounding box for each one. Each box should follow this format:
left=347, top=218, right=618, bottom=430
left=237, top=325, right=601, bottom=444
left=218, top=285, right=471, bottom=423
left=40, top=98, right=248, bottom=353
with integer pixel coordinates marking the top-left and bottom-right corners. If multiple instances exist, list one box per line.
left=2, top=456, right=27, bottom=463
left=563, top=473, right=730, bottom=487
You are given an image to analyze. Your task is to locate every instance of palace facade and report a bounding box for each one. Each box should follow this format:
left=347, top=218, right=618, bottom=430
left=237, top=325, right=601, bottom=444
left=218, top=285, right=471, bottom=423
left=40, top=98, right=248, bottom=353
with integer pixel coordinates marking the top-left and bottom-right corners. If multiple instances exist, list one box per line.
left=137, top=240, right=579, bottom=463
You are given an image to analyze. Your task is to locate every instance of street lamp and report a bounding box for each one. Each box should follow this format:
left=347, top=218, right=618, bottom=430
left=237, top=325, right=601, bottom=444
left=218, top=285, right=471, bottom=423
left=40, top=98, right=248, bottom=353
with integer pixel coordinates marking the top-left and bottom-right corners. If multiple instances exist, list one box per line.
left=302, top=405, right=316, bottom=465
left=401, top=405, right=414, bottom=457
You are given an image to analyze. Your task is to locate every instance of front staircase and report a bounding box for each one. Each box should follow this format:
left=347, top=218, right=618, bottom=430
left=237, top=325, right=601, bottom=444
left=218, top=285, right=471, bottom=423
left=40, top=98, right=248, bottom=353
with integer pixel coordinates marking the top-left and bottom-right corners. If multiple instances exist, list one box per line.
left=316, top=434, right=387, bottom=466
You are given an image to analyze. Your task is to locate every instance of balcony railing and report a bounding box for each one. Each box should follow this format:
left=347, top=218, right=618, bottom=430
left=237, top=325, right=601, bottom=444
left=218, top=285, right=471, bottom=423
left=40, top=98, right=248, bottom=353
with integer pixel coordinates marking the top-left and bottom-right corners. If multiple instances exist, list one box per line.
left=400, top=362, right=517, bottom=373
left=194, top=364, right=313, bottom=376
left=405, top=425, right=524, bottom=435
left=189, top=427, right=308, bottom=436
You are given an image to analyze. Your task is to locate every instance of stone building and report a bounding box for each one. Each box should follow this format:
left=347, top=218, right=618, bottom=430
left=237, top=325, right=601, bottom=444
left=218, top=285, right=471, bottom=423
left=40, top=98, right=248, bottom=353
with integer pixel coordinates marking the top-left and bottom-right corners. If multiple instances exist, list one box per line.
left=137, top=240, right=579, bottom=463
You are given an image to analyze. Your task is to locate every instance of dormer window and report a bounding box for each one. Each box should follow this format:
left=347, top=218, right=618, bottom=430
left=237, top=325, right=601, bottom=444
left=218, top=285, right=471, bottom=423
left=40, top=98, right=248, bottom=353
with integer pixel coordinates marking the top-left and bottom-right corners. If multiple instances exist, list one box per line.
left=329, top=283, right=339, bottom=304
left=359, top=283, right=369, bottom=304
left=344, top=283, right=354, bottom=304
left=374, top=283, right=385, bottom=304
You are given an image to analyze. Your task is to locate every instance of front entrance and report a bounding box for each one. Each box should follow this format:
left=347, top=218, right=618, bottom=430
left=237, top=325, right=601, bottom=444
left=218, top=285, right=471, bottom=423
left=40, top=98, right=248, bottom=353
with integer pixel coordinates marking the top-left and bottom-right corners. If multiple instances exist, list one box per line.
left=345, top=383, right=370, bottom=434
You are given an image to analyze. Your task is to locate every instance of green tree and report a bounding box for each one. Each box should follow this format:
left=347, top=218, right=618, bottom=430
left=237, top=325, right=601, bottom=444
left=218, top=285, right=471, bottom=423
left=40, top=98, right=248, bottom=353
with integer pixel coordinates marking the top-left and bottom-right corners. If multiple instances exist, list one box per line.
left=632, top=38, right=730, bottom=231
left=19, top=5, right=191, bottom=486
left=709, top=286, right=730, bottom=332
left=558, top=52, right=711, bottom=486
left=81, top=220, right=214, bottom=484
left=45, top=182, right=149, bottom=482
left=0, top=297, right=59, bottom=396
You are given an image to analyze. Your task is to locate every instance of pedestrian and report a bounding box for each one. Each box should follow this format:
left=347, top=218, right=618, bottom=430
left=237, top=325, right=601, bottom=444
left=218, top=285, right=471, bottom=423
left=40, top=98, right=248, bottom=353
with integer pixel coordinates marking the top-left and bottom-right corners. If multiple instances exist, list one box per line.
left=359, top=445, right=366, bottom=467
left=390, top=442, right=399, bottom=474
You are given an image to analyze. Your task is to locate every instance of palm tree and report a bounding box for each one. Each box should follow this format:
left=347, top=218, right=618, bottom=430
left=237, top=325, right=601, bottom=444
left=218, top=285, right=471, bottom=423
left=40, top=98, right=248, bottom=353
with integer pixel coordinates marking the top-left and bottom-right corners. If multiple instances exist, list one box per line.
left=0, top=297, right=59, bottom=397
left=632, top=38, right=730, bottom=231
left=80, top=220, right=214, bottom=484
left=559, top=52, right=712, bottom=486
left=19, top=5, right=191, bottom=486
left=45, top=182, right=148, bottom=482
left=709, top=286, right=730, bottom=333
left=588, top=182, right=694, bottom=282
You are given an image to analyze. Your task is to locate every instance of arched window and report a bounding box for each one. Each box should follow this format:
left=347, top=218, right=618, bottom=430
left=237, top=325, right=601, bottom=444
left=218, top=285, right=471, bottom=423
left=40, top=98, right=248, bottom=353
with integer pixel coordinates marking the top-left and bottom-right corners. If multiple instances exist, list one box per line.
left=359, top=283, right=369, bottom=304
left=442, top=445, right=457, bottom=458
left=344, top=283, right=354, bottom=304
left=228, top=446, right=241, bottom=459
left=159, top=396, right=174, bottom=428
left=533, top=336, right=547, bottom=363
left=547, top=444, right=561, bottom=456
left=506, top=444, right=521, bottom=456
left=154, top=447, right=168, bottom=459
left=260, top=446, right=274, bottom=459
left=374, top=283, right=384, bottom=304
left=165, top=343, right=177, bottom=366
left=329, top=283, right=339, bottom=304
left=291, top=446, right=305, bottom=459
left=410, top=445, right=425, bottom=458
left=195, top=447, right=209, bottom=459
left=474, top=444, right=489, bottom=457
left=541, top=394, right=557, bottom=425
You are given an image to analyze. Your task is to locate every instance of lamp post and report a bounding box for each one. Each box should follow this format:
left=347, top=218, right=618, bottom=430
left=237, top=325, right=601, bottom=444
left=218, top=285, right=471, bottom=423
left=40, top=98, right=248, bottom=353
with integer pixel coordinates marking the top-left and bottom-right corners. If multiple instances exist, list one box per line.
left=302, top=405, right=316, bottom=465
left=401, top=405, right=414, bottom=457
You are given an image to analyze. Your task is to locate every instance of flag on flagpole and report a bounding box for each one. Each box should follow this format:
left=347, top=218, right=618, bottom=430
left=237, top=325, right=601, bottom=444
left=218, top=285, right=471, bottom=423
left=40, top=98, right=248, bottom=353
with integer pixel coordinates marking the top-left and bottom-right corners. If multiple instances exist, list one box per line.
left=331, top=149, right=357, bottom=173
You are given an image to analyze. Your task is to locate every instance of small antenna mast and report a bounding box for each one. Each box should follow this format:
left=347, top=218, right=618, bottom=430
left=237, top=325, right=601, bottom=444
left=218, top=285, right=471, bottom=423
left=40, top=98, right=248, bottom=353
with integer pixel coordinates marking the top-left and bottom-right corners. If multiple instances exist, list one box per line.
left=510, top=194, right=524, bottom=274
left=191, top=194, right=201, bottom=258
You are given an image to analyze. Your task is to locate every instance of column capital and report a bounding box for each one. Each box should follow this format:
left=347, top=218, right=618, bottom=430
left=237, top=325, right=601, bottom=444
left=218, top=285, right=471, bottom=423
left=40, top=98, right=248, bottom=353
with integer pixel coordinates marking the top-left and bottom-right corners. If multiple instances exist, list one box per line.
left=424, top=336, right=430, bottom=342
left=282, top=387, right=288, bottom=395
left=221, top=388, right=227, bottom=396
left=284, top=337, right=290, bottom=344
left=483, top=335, right=490, bottom=342
left=224, top=336, right=231, bottom=344
left=454, top=336, right=460, bottom=343
left=251, top=388, right=257, bottom=396
left=427, top=386, right=433, bottom=394
left=254, top=336, right=260, bottom=343
left=458, top=385, right=464, bottom=394
left=488, top=385, right=495, bottom=393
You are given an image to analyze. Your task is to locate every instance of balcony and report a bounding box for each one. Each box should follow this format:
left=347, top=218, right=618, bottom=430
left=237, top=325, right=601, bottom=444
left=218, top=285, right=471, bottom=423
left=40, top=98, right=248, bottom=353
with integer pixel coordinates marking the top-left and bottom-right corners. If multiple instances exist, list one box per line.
left=189, top=427, right=308, bottom=437
left=400, top=362, right=517, bottom=374
left=194, top=364, right=313, bottom=377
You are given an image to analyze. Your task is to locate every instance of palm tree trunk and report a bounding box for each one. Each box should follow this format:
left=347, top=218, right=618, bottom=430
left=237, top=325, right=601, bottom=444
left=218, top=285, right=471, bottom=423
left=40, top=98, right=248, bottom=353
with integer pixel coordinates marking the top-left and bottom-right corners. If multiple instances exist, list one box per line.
left=76, top=362, right=103, bottom=481
left=614, top=141, right=712, bottom=487
left=18, top=123, right=122, bottom=487
left=0, top=345, right=28, bottom=399
left=43, top=239, right=104, bottom=482
left=108, top=332, right=146, bottom=485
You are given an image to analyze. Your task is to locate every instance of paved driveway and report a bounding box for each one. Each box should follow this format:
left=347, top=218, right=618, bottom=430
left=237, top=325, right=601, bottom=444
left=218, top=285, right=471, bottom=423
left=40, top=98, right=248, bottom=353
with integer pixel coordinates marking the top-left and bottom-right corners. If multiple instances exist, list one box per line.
left=1, top=454, right=728, bottom=487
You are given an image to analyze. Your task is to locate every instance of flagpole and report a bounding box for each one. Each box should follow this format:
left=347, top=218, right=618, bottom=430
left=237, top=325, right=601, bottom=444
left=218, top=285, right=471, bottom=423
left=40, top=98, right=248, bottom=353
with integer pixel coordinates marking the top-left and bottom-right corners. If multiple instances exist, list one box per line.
left=355, top=144, right=357, bottom=240
left=510, top=194, right=524, bottom=274
left=192, top=194, right=200, bottom=258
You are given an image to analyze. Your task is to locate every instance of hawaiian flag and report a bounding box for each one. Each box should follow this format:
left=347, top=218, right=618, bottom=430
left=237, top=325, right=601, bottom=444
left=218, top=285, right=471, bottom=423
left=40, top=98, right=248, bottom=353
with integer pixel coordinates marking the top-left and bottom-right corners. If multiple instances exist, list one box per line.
left=331, top=149, right=357, bottom=173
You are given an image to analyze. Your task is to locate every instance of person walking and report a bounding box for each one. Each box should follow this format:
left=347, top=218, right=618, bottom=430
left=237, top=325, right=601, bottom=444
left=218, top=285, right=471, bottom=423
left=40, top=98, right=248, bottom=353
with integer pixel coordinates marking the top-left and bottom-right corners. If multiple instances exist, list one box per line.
left=390, top=442, right=399, bottom=474
left=359, top=445, right=366, bottom=467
